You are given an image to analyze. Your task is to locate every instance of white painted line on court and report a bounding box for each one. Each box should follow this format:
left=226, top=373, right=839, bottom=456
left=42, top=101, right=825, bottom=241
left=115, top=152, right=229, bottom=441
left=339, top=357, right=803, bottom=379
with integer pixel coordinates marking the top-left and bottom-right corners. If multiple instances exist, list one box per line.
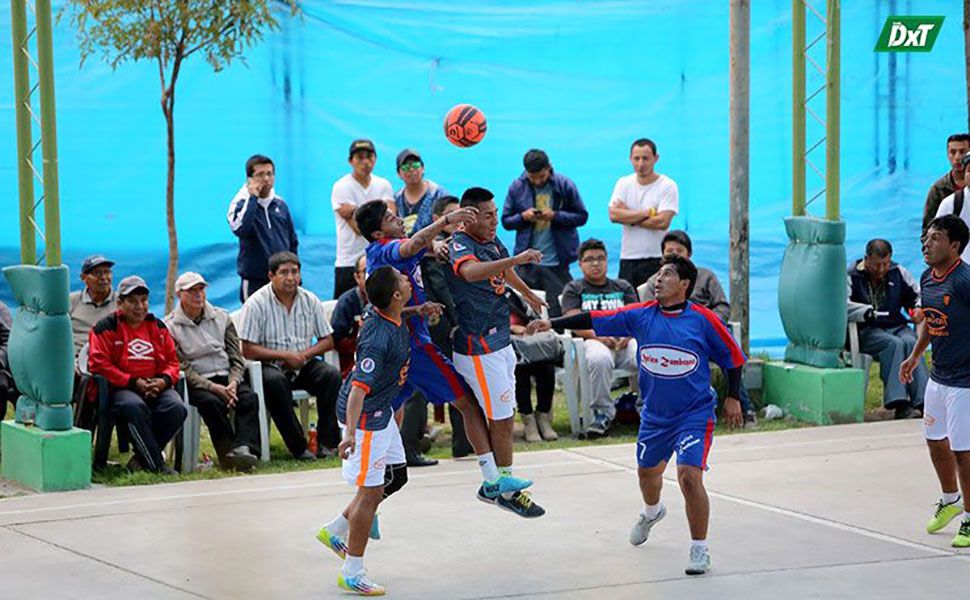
left=564, top=448, right=970, bottom=563
left=714, top=431, right=924, bottom=453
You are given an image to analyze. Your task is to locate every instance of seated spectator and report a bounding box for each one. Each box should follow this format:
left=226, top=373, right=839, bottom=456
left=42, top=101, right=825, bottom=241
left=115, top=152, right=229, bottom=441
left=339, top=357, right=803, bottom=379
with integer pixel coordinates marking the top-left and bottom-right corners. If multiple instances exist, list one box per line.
left=331, top=254, right=368, bottom=378
left=69, top=255, right=117, bottom=355
left=238, top=251, right=342, bottom=459
left=847, top=239, right=927, bottom=419
left=640, top=230, right=756, bottom=426
left=509, top=291, right=558, bottom=443
left=0, top=300, right=17, bottom=421
left=934, top=152, right=970, bottom=263
left=88, top=276, right=186, bottom=473
left=560, top=239, right=639, bottom=436
left=164, top=272, right=260, bottom=470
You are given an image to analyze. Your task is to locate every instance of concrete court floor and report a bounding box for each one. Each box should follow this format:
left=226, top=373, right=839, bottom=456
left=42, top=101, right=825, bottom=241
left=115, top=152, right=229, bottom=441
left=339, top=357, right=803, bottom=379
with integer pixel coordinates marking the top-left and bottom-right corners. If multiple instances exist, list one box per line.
left=2, top=419, right=970, bottom=599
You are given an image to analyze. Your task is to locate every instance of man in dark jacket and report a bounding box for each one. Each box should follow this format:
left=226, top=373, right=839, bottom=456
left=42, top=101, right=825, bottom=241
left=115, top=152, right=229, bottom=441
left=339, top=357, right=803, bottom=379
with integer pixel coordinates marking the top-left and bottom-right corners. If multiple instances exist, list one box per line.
left=501, top=149, right=588, bottom=318
left=227, top=154, right=299, bottom=301
left=847, top=239, right=928, bottom=418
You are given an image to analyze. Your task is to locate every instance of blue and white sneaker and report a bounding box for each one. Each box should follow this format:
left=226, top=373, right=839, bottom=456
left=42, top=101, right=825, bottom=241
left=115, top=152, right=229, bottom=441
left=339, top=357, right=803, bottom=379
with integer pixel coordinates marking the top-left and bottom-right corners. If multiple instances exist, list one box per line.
left=480, top=474, right=533, bottom=499
left=338, top=570, right=385, bottom=596
left=316, top=526, right=347, bottom=560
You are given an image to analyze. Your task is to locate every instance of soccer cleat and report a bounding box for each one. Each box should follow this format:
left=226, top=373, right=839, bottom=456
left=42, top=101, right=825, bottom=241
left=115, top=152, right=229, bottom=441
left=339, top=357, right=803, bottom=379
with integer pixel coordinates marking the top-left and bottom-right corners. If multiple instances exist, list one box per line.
left=685, top=545, right=711, bottom=575
left=480, top=474, right=533, bottom=499
left=495, top=491, right=546, bottom=518
left=952, top=519, right=970, bottom=548
left=316, top=526, right=348, bottom=560
left=926, top=498, right=963, bottom=533
left=369, top=513, right=381, bottom=541
left=337, top=571, right=385, bottom=596
left=629, top=504, right=667, bottom=546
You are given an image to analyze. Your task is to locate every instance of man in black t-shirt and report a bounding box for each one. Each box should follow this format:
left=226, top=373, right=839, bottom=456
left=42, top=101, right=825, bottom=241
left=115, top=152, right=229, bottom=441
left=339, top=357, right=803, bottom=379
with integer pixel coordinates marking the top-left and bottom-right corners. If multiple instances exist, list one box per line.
left=560, top=239, right=639, bottom=435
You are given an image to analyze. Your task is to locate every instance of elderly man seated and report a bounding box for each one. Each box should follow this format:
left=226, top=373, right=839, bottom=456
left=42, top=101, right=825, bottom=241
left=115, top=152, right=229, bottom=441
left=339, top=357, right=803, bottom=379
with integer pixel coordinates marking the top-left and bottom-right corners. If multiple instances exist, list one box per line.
left=165, top=272, right=260, bottom=471
left=88, top=276, right=186, bottom=473
left=847, top=239, right=927, bottom=419
left=69, top=255, right=117, bottom=355
left=238, top=251, right=342, bottom=459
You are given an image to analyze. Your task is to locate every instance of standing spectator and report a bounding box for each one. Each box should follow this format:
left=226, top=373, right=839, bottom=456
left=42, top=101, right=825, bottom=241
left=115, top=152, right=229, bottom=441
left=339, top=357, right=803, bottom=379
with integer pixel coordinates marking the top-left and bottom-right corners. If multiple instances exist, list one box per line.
left=331, top=139, right=394, bottom=299
left=239, top=252, right=342, bottom=459
left=227, top=154, right=299, bottom=302
left=924, top=134, right=970, bottom=235
left=393, top=148, right=449, bottom=237
left=69, top=255, right=117, bottom=355
left=560, top=239, right=639, bottom=437
left=330, top=254, right=368, bottom=378
left=165, top=272, right=260, bottom=470
left=608, top=138, right=679, bottom=290
left=501, top=149, right=588, bottom=318
left=935, top=152, right=970, bottom=263
left=640, top=230, right=755, bottom=426
left=847, top=239, right=927, bottom=419
left=87, top=276, right=186, bottom=473
left=0, top=301, right=17, bottom=421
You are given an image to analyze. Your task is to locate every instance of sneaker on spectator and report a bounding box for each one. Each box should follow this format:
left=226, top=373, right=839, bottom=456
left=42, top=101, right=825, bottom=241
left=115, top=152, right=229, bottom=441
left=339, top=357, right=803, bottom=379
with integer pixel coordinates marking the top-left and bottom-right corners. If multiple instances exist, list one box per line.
left=742, top=410, right=758, bottom=429
left=226, top=445, right=257, bottom=471
left=586, top=413, right=612, bottom=438
left=316, top=445, right=338, bottom=460
left=296, top=450, right=316, bottom=461
left=685, top=545, right=711, bottom=575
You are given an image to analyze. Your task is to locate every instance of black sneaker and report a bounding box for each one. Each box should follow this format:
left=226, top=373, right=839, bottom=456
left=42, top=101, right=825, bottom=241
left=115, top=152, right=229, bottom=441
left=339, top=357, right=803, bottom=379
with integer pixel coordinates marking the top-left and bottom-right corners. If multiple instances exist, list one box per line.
left=495, top=491, right=545, bottom=518
left=894, top=405, right=917, bottom=420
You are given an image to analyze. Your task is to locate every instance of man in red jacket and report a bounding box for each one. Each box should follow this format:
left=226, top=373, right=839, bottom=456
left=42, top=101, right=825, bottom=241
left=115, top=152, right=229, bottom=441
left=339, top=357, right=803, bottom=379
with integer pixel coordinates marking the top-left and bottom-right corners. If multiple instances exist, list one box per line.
left=88, top=276, right=187, bottom=473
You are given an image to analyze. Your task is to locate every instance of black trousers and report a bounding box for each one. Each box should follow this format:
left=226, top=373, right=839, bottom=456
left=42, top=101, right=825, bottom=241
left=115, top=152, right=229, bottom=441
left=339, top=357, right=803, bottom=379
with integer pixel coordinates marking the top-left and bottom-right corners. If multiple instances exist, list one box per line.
left=188, top=375, right=260, bottom=463
left=514, top=362, right=555, bottom=415
left=619, top=257, right=662, bottom=290
left=400, top=392, right=428, bottom=455
left=111, top=388, right=188, bottom=472
left=333, top=266, right=357, bottom=300
left=0, top=372, right=16, bottom=421
left=239, top=276, right=269, bottom=303
left=516, top=263, right=572, bottom=318
left=261, top=360, right=342, bottom=457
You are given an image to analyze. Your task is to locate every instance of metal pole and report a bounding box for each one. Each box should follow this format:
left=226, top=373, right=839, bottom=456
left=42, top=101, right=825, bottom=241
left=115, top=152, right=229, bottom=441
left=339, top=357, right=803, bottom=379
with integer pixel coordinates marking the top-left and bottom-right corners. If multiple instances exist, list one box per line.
left=35, top=0, right=61, bottom=265
left=792, top=0, right=806, bottom=216
left=729, top=0, right=750, bottom=353
left=825, top=0, right=840, bottom=221
left=10, top=0, right=36, bottom=264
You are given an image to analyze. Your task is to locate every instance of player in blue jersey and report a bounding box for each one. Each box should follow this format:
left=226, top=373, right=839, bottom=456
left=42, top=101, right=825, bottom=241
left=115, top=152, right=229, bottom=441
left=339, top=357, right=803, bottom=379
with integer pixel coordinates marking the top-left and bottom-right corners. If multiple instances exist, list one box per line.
left=900, top=214, right=970, bottom=547
left=352, top=199, right=534, bottom=507
left=529, top=255, right=745, bottom=574
left=446, top=187, right=550, bottom=518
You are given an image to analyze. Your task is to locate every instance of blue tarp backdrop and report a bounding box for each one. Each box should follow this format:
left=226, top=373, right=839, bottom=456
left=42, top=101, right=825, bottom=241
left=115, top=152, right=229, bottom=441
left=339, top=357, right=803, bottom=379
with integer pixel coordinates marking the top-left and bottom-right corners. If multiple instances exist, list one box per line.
left=0, top=1, right=963, bottom=352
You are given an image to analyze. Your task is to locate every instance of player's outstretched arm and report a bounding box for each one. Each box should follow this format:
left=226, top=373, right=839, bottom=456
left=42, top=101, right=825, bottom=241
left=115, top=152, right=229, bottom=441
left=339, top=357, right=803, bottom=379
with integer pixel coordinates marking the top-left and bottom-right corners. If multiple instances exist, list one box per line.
left=457, top=249, right=541, bottom=282
left=399, top=207, right=478, bottom=258
left=506, top=267, right=548, bottom=315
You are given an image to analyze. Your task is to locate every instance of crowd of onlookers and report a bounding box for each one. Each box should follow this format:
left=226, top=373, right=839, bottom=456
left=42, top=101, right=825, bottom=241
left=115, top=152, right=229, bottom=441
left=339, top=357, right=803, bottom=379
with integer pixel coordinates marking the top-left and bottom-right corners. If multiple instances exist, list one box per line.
left=2, top=131, right=964, bottom=474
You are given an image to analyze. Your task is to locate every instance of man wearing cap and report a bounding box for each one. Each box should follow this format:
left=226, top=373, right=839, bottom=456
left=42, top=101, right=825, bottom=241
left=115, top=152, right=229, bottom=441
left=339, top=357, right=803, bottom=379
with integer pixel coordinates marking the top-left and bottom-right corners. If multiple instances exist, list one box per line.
left=165, top=272, right=260, bottom=470
left=88, top=276, right=186, bottom=473
left=331, top=139, right=394, bottom=299
left=393, top=148, right=450, bottom=237
left=69, top=255, right=117, bottom=355
left=501, top=149, right=588, bottom=318
left=935, top=152, right=970, bottom=263
left=227, top=154, right=299, bottom=302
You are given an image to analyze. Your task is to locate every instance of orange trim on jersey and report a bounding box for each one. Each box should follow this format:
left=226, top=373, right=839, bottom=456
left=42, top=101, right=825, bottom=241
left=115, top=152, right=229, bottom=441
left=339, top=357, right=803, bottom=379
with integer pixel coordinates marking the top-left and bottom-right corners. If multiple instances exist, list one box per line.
left=479, top=335, right=492, bottom=354
left=355, top=430, right=374, bottom=486
left=452, top=254, right=479, bottom=277
left=376, top=309, right=402, bottom=327
left=351, top=380, right=372, bottom=395
left=932, top=258, right=962, bottom=282
left=471, top=355, right=493, bottom=419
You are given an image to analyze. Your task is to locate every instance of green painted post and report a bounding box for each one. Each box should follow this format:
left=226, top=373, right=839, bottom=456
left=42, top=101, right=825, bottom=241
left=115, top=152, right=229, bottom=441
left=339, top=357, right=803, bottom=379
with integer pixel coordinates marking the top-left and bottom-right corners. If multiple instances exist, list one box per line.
left=35, top=0, right=61, bottom=265
left=10, top=0, right=36, bottom=264
left=825, top=0, right=840, bottom=222
left=792, top=0, right=806, bottom=217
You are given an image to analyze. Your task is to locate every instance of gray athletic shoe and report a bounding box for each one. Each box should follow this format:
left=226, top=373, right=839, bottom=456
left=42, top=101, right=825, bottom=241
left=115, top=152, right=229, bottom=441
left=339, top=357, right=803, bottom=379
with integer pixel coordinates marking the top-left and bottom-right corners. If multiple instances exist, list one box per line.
left=629, top=504, right=667, bottom=546
left=685, top=545, right=711, bottom=575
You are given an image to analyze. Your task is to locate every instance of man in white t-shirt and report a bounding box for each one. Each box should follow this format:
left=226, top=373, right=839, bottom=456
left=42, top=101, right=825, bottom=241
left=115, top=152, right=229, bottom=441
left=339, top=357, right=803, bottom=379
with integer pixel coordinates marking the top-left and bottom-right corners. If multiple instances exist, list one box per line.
left=608, top=138, right=679, bottom=290
left=331, top=139, right=394, bottom=299
left=936, top=152, right=970, bottom=264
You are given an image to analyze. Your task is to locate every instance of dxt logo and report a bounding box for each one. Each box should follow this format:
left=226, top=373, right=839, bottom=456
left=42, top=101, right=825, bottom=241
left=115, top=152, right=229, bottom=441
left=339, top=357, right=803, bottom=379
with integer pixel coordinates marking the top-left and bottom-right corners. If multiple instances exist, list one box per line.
left=875, top=16, right=944, bottom=52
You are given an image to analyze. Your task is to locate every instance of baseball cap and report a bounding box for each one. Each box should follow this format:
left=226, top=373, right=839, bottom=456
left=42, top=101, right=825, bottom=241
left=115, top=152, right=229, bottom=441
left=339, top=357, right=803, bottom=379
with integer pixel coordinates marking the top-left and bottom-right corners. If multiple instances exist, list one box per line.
left=174, top=271, right=208, bottom=293
left=523, top=149, right=550, bottom=173
left=117, top=275, right=150, bottom=297
left=396, top=148, right=423, bottom=170
left=349, top=139, right=376, bottom=158
left=80, top=254, right=115, bottom=275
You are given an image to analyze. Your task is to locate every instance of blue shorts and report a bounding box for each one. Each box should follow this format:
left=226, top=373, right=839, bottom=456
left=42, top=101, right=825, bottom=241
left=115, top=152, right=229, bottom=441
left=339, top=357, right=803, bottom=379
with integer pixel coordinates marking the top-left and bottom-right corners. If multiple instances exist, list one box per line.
left=391, top=340, right=470, bottom=410
left=636, top=412, right=716, bottom=470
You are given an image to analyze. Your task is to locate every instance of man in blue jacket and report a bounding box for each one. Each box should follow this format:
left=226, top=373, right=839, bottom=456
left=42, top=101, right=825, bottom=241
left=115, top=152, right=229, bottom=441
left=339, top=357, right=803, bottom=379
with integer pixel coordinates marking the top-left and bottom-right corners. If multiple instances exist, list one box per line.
left=227, top=154, right=300, bottom=302
left=501, top=149, right=588, bottom=317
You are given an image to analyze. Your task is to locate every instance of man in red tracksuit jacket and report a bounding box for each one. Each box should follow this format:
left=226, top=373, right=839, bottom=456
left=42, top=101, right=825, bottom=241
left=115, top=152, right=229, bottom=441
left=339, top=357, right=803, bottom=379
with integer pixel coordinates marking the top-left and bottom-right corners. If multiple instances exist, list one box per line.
left=88, top=276, right=186, bottom=473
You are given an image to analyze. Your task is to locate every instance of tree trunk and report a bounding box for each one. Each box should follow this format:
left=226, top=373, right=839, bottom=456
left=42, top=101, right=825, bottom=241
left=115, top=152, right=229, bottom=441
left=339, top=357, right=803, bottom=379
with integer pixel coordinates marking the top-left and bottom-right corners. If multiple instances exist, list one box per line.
left=965, top=0, right=970, bottom=130
left=163, top=98, right=178, bottom=314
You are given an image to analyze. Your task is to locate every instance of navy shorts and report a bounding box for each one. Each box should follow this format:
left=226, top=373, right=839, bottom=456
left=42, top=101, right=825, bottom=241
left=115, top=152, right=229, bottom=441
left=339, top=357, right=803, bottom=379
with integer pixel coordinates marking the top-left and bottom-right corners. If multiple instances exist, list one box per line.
left=636, top=411, right=716, bottom=470
left=392, top=341, right=469, bottom=410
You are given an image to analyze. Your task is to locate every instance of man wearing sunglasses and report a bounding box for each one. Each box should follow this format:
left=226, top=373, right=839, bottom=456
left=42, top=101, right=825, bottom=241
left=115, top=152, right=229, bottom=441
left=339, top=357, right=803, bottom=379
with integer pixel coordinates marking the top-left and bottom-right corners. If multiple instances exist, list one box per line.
left=393, top=148, right=450, bottom=237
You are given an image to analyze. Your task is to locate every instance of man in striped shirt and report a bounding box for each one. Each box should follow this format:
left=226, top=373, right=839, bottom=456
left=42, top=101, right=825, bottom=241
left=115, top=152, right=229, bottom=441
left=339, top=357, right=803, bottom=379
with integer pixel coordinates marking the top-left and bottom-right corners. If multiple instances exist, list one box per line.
left=239, top=252, right=342, bottom=459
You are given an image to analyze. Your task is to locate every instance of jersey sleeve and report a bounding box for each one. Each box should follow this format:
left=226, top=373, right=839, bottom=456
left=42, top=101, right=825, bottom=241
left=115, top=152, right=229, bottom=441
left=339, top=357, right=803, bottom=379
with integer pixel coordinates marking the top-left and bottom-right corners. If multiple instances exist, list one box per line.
left=698, top=307, right=745, bottom=370
left=372, top=239, right=404, bottom=265
left=589, top=304, right=642, bottom=338
left=450, top=236, right=478, bottom=276
left=658, top=179, right=679, bottom=214
left=347, top=327, right=386, bottom=395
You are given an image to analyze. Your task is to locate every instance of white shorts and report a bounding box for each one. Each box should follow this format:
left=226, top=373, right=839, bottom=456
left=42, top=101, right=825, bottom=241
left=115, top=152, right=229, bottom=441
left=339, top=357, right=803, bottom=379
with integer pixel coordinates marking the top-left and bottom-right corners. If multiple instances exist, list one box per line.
left=341, top=419, right=406, bottom=488
left=453, top=344, right=517, bottom=421
left=924, top=379, right=970, bottom=451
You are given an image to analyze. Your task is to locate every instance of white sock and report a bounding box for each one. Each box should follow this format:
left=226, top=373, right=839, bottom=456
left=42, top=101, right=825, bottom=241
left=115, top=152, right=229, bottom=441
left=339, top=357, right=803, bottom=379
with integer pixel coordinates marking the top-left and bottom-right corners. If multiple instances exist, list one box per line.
left=499, top=466, right=514, bottom=499
left=478, top=452, right=501, bottom=482
left=326, top=514, right=350, bottom=537
left=691, top=539, right=708, bottom=551
left=342, top=554, right=364, bottom=577
left=943, top=491, right=961, bottom=505
left=642, top=502, right=662, bottom=520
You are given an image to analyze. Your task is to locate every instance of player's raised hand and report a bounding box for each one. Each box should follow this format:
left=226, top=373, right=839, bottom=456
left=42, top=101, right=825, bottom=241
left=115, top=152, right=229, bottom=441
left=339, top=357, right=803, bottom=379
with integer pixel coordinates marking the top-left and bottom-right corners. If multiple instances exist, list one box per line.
left=724, top=397, right=743, bottom=429
left=338, top=433, right=356, bottom=460
left=514, top=249, right=543, bottom=265
left=526, top=319, right=552, bottom=335
left=418, top=302, right=445, bottom=319
left=445, top=206, right=478, bottom=227
left=432, top=239, right=450, bottom=262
